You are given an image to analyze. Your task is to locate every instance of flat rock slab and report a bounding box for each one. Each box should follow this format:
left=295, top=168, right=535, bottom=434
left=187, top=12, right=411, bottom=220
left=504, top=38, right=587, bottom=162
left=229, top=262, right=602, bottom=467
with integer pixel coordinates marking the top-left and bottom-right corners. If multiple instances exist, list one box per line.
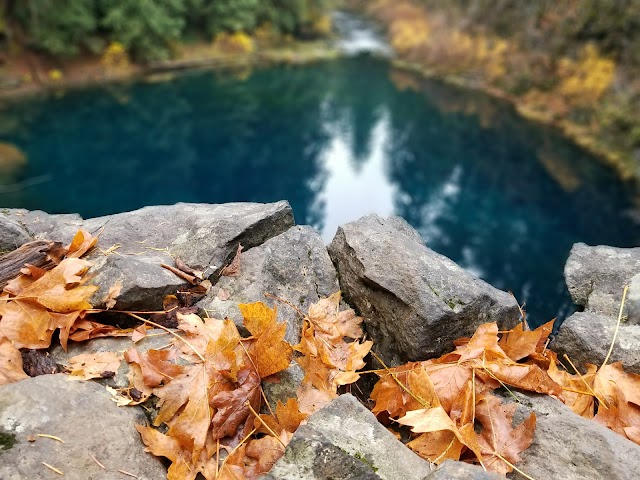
left=507, top=391, right=640, bottom=480
left=198, top=225, right=338, bottom=344
left=553, top=311, right=640, bottom=374
left=267, top=394, right=432, bottom=480
left=565, top=243, right=640, bottom=319
left=3, top=202, right=294, bottom=310
left=328, top=215, right=520, bottom=365
left=424, top=460, right=502, bottom=479
left=0, top=374, right=167, bottom=480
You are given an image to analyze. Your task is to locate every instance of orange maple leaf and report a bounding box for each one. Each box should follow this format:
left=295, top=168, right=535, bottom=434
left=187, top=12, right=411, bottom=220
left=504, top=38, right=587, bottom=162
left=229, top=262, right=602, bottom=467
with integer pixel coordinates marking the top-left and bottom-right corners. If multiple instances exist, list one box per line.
left=0, top=258, right=97, bottom=349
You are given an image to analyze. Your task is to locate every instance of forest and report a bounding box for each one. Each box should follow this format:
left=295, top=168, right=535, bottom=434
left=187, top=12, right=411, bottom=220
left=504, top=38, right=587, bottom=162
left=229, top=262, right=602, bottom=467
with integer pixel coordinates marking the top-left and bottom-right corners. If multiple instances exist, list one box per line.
left=0, top=0, right=330, bottom=62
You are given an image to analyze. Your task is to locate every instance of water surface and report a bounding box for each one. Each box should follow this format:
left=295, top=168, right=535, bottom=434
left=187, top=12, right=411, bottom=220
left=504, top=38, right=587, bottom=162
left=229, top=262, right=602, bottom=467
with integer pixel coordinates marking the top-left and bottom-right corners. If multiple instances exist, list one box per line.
left=2, top=56, right=640, bottom=326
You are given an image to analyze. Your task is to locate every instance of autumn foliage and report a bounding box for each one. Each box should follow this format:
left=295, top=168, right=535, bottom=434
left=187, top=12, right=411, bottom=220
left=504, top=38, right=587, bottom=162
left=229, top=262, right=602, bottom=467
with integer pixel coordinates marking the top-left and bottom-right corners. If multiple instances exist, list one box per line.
left=1, top=230, right=640, bottom=478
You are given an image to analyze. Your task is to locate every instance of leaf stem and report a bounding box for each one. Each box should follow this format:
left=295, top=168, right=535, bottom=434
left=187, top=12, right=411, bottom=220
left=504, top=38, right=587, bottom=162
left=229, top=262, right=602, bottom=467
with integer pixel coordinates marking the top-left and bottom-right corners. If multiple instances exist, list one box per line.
left=125, top=312, right=204, bottom=362
left=601, top=285, right=628, bottom=369
left=245, top=401, right=286, bottom=448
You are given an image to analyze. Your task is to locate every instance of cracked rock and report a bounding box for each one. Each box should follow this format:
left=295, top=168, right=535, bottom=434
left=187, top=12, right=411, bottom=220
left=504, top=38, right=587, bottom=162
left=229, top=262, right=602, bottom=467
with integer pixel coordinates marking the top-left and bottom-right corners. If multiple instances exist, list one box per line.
left=328, top=214, right=520, bottom=365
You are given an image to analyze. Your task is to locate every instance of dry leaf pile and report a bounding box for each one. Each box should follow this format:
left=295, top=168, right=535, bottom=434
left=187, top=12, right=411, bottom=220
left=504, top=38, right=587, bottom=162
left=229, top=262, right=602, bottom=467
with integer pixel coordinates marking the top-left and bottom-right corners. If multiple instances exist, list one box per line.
left=110, top=294, right=371, bottom=480
left=1, top=229, right=640, bottom=479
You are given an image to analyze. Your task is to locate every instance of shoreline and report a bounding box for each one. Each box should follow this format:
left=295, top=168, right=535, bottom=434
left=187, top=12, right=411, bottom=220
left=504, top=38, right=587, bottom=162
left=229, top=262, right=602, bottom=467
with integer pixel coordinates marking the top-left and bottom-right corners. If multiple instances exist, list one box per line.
left=0, top=40, right=339, bottom=104
left=2, top=27, right=637, bottom=186
left=390, top=60, right=639, bottom=187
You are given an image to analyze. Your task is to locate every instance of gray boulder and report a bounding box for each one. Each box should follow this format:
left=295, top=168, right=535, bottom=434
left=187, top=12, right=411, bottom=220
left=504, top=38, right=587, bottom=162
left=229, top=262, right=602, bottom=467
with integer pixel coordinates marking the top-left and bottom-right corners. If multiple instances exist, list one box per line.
left=564, top=243, right=640, bottom=318
left=553, top=311, right=640, bottom=373
left=0, top=374, right=167, bottom=480
left=0, top=215, right=32, bottom=252
left=328, top=215, right=520, bottom=365
left=198, top=225, right=338, bottom=344
left=267, top=394, right=432, bottom=480
left=505, top=391, right=640, bottom=480
left=556, top=243, right=640, bottom=373
left=4, top=202, right=295, bottom=310
left=425, top=460, right=502, bottom=479
left=2, top=209, right=83, bottom=243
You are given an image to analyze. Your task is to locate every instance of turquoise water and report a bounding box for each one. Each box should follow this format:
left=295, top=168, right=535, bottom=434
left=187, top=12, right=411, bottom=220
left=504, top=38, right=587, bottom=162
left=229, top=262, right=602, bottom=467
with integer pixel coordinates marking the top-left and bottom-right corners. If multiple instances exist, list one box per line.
left=2, top=56, right=640, bottom=326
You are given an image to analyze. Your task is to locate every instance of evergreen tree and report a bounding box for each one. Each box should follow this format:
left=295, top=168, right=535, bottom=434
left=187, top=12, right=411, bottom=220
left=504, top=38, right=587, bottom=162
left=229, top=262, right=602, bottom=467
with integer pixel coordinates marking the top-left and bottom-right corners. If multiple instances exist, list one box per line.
left=13, top=0, right=99, bottom=57
left=98, top=0, right=186, bottom=62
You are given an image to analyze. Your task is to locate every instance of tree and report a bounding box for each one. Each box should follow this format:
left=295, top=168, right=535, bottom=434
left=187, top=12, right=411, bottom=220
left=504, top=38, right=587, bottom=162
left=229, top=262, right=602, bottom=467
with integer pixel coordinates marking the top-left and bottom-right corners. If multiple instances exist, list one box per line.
left=13, top=0, right=99, bottom=57
left=98, top=0, right=185, bottom=62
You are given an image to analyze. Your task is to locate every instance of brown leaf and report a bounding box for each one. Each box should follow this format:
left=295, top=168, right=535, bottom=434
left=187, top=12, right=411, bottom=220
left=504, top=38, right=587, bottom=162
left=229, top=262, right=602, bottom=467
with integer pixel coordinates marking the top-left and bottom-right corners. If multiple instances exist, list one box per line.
left=0, top=258, right=97, bottom=349
left=124, top=348, right=184, bottom=387
left=66, top=229, right=98, bottom=258
left=103, top=281, right=122, bottom=310
left=547, top=350, right=596, bottom=417
left=399, top=407, right=483, bottom=464
left=66, top=351, right=122, bottom=381
left=0, top=336, right=28, bottom=385
left=221, top=244, right=243, bottom=277
left=256, top=398, right=307, bottom=437
left=371, top=363, right=439, bottom=419
left=475, top=393, right=536, bottom=475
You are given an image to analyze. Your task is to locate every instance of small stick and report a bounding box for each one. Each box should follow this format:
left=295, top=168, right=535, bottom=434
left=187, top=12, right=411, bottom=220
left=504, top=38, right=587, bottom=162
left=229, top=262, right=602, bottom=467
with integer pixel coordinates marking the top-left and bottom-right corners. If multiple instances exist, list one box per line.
left=601, top=285, right=629, bottom=368
left=563, top=354, right=608, bottom=409
left=89, top=453, right=106, bottom=470
left=264, top=293, right=306, bottom=318
left=494, top=453, right=537, bottom=480
left=161, top=263, right=198, bottom=285
left=245, top=401, right=286, bottom=448
left=126, top=313, right=204, bottom=362
left=37, top=434, right=65, bottom=443
left=42, top=463, right=64, bottom=476
left=216, top=428, right=256, bottom=479
left=118, top=470, right=139, bottom=478
left=371, top=352, right=430, bottom=409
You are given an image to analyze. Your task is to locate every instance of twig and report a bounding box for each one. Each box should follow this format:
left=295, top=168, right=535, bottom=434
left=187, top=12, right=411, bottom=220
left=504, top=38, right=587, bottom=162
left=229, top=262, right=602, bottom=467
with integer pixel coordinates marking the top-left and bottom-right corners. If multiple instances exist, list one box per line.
left=494, top=453, right=536, bottom=480
left=264, top=293, right=306, bottom=318
left=216, top=428, right=256, bottom=479
left=370, top=352, right=430, bottom=409
left=245, top=401, right=286, bottom=448
left=126, top=313, right=204, bottom=362
left=42, top=463, right=64, bottom=476
left=118, top=470, right=139, bottom=478
left=89, top=453, right=106, bottom=470
left=601, top=285, right=629, bottom=368
left=161, top=263, right=198, bottom=285
left=37, top=434, right=65, bottom=443
left=563, top=354, right=608, bottom=409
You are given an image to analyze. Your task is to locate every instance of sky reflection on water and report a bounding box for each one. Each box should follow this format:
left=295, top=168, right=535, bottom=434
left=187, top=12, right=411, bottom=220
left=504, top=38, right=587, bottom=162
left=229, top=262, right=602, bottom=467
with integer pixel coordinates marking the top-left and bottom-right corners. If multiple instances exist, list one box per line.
left=2, top=56, right=640, bottom=326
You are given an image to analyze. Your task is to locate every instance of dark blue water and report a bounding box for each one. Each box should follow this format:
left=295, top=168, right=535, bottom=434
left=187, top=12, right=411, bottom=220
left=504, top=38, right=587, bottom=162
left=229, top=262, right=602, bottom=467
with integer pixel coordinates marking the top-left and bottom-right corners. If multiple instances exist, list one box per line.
left=2, top=57, right=640, bottom=326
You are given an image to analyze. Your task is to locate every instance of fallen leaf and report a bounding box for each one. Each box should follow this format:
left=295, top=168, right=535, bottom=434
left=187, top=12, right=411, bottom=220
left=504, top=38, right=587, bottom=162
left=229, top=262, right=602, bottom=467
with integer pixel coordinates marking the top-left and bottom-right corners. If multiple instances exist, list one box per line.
left=0, top=258, right=97, bottom=349
left=66, top=351, right=122, bottom=381
left=66, top=229, right=98, bottom=258
left=239, top=302, right=293, bottom=378
left=125, top=348, right=184, bottom=387
left=0, top=335, right=28, bottom=385
left=475, top=393, right=536, bottom=475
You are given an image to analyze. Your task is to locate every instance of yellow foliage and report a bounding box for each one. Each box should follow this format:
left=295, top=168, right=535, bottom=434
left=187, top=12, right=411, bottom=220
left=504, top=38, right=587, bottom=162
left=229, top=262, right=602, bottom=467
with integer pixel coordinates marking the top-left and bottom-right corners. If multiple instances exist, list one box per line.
left=213, top=31, right=255, bottom=54
left=254, top=22, right=277, bottom=45
left=557, top=44, right=615, bottom=105
left=390, top=17, right=430, bottom=54
left=312, top=15, right=333, bottom=36
left=48, top=69, right=63, bottom=81
left=101, top=42, right=130, bottom=71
